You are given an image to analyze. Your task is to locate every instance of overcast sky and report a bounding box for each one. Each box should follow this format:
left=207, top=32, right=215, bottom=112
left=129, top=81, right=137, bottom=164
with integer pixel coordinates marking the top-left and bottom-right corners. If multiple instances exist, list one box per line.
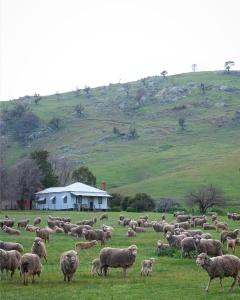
left=0, top=0, right=239, bottom=101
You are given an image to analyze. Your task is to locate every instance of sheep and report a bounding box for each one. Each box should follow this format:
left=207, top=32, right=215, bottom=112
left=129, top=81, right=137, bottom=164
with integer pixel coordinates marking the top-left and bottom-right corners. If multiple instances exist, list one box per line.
left=203, top=223, right=216, bottom=230
left=61, top=222, right=78, bottom=234
left=119, top=215, right=125, bottom=221
left=17, top=219, right=29, bottom=228
left=26, top=225, right=39, bottom=232
left=165, top=231, right=186, bottom=249
left=200, top=233, right=212, bottom=239
left=163, top=224, right=175, bottom=235
left=196, top=252, right=240, bottom=292
left=129, top=220, right=138, bottom=229
left=75, top=240, right=97, bottom=253
left=104, top=229, right=112, bottom=241
left=77, top=218, right=97, bottom=226
left=60, top=250, right=79, bottom=282
left=33, top=217, right=42, bottom=226
left=82, top=228, right=105, bottom=245
left=194, top=217, right=207, bottom=227
left=175, top=221, right=190, bottom=230
left=157, top=240, right=170, bottom=255
left=91, top=258, right=101, bottom=275
left=127, top=228, right=136, bottom=237
left=140, top=258, right=155, bottom=276
left=0, top=219, right=15, bottom=228
left=52, top=226, right=64, bottom=233
left=2, top=225, right=20, bottom=235
left=195, top=238, right=222, bottom=256
left=153, top=222, right=166, bottom=232
left=0, top=249, right=21, bottom=278
left=220, top=229, right=239, bottom=244
left=133, top=226, right=145, bottom=233
left=214, top=221, right=229, bottom=232
left=173, top=211, right=185, bottom=217
left=99, top=245, right=137, bottom=276
left=31, top=237, right=47, bottom=262
left=176, top=215, right=191, bottom=222
left=0, top=241, right=24, bottom=253
left=36, top=228, right=50, bottom=243
left=181, top=237, right=196, bottom=258
left=20, top=253, right=42, bottom=285
left=100, top=214, right=108, bottom=221
left=226, top=238, right=239, bottom=254
left=207, top=212, right=218, bottom=217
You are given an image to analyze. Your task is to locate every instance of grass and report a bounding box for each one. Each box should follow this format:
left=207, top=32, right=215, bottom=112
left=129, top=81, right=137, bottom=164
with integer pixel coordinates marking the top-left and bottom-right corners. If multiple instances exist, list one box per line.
left=0, top=210, right=240, bottom=299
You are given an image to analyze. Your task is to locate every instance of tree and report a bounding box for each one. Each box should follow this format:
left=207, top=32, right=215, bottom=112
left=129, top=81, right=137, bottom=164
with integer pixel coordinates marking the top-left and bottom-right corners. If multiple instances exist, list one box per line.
left=50, top=157, right=75, bottom=186
left=224, top=61, right=235, bottom=73
left=48, top=117, right=61, bottom=130
left=108, top=193, right=124, bottom=208
left=84, top=86, right=91, bottom=97
left=135, top=88, right=146, bottom=105
left=161, top=70, right=168, bottom=79
left=200, top=83, right=205, bottom=94
left=0, top=163, right=9, bottom=209
left=14, top=112, right=40, bottom=143
left=128, top=193, right=155, bottom=212
left=75, top=104, right=85, bottom=117
left=33, top=93, right=42, bottom=105
left=178, top=118, right=185, bottom=130
left=72, top=166, right=96, bottom=186
left=191, top=64, right=197, bottom=72
left=30, top=150, right=58, bottom=188
left=186, top=184, right=225, bottom=214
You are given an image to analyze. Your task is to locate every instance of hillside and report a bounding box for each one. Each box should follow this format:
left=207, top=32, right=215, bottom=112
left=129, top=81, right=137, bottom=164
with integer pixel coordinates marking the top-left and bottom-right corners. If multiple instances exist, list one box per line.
left=1, top=71, right=240, bottom=203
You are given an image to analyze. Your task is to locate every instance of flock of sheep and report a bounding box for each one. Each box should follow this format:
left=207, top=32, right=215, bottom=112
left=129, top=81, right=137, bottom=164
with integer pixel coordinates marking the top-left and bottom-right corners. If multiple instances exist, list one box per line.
left=0, top=211, right=240, bottom=292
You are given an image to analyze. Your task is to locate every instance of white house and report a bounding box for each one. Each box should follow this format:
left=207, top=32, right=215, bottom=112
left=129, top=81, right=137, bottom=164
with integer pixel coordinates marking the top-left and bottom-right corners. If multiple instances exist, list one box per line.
left=35, top=182, right=111, bottom=211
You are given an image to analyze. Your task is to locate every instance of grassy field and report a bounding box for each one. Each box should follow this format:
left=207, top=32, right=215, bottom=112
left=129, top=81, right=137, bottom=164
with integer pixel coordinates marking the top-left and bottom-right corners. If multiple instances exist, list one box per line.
left=0, top=210, right=240, bottom=300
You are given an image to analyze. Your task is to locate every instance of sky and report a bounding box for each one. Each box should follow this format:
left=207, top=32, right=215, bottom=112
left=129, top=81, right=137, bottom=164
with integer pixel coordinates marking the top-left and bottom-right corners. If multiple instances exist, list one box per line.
left=0, top=0, right=239, bottom=101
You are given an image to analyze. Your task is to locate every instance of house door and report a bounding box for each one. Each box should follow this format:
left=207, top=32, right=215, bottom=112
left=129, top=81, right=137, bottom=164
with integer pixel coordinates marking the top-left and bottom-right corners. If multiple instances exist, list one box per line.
left=89, top=201, right=94, bottom=211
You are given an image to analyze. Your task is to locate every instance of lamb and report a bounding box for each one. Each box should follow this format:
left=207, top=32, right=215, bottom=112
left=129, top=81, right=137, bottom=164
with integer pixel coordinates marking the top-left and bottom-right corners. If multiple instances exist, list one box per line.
left=100, top=214, right=108, bottom=221
left=196, top=252, right=240, bottom=291
left=165, top=231, right=186, bottom=249
left=17, top=219, right=29, bottom=228
left=82, top=228, right=106, bottom=245
left=100, top=245, right=137, bottom=276
left=36, top=228, right=50, bottom=243
left=0, top=241, right=24, bottom=253
left=75, top=240, right=97, bottom=253
left=60, top=250, right=79, bottom=282
left=226, top=238, right=239, bottom=254
left=52, top=226, right=64, bottom=233
left=220, top=229, right=239, bottom=244
left=91, top=258, right=101, bottom=275
left=104, top=229, right=112, bottom=241
left=140, top=258, right=155, bottom=276
left=0, top=249, right=21, bottom=277
left=181, top=237, right=196, bottom=258
left=2, top=225, right=20, bottom=235
left=195, top=238, right=223, bottom=256
left=20, top=253, right=42, bottom=285
left=127, top=228, right=136, bottom=237
left=33, top=217, right=42, bottom=226
left=31, top=237, right=47, bottom=262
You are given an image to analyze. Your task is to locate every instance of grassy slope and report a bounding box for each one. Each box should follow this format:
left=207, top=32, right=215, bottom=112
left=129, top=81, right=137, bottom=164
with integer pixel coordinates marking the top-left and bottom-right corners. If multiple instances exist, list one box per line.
left=0, top=211, right=240, bottom=300
left=2, top=71, right=240, bottom=202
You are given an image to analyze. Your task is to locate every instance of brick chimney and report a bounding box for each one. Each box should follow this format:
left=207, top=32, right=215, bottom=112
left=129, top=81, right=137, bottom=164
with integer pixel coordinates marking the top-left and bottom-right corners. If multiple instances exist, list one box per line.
left=101, top=180, right=106, bottom=191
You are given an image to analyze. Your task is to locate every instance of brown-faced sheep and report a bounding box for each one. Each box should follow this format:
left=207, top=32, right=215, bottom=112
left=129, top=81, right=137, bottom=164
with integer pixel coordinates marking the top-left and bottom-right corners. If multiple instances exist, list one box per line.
left=140, top=258, right=155, bottom=276
left=2, top=225, right=20, bottom=235
left=99, top=245, right=137, bottom=276
left=20, top=253, right=42, bottom=285
left=33, top=217, right=42, bottom=226
left=60, top=250, right=79, bottom=282
left=31, top=237, right=47, bottom=262
left=181, top=237, right=196, bottom=258
left=0, top=241, right=24, bottom=253
left=17, top=219, right=29, bottom=228
left=0, top=219, right=15, bottom=228
left=76, top=217, right=97, bottom=226
left=127, top=228, right=136, bottom=237
left=82, top=228, right=106, bottom=245
left=220, top=229, right=239, bottom=244
left=36, top=228, right=50, bottom=243
left=195, top=238, right=222, bottom=256
left=165, top=231, right=186, bottom=249
left=0, top=249, right=21, bottom=277
left=91, top=258, right=101, bottom=275
left=75, top=240, right=97, bottom=253
left=196, top=253, right=240, bottom=291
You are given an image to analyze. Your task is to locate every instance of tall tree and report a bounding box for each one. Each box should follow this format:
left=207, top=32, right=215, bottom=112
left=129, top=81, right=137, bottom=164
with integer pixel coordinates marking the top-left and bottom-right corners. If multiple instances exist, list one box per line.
left=224, top=61, right=235, bottom=73
left=191, top=64, right=197, bottom=72
left=72, top=166, right=96, bottom=186
left=50, top=157, right=75, bottom=186
left=161, top=70, right=168, bottom=79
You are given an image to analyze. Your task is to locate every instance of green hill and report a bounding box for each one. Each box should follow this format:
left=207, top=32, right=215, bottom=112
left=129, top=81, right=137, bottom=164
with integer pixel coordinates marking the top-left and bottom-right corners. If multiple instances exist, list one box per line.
left=1, top=71, right=240, bottom=203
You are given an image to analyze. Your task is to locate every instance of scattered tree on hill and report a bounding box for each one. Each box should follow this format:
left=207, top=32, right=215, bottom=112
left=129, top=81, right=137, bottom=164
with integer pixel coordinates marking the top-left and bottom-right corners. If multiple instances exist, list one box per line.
left=200, top=83, right=205, bottom=94
left=113, top=127, right=121, bottom=136
left=31, top=150, right=58, bottom=188
left=191, top=64, right=197, bottom=72
left=178, top=118, right=185, bottom=130
left=186, top=184, right=225, bottom=214
left=135, top=88, right=146, bottom=105
left=84, top=86, right=91, bottom=97
left=127, top=126, right=138, bottom=139
left=72, top=166, right=96, bottom=186
left=224, top=61, right=235, bottom=73
left=48, top=117, right=61, bottom=130
left=75, top=104, right=85, bottom=117
left=34, top=93, right=42, bottom=105
left=161, top=70, right=168, bottom=79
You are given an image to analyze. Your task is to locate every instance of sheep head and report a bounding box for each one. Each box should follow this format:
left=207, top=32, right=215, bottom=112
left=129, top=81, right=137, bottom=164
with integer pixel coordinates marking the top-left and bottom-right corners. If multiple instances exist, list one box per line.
left=128, top=245, right=138, bottom=256
left=196, top=253, right=212, bottom=267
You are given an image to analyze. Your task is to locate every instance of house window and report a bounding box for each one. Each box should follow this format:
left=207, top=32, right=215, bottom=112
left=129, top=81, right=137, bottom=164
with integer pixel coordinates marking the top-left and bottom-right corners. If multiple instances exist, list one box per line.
left=37, top=197, right=46, bottom=204
left=98, top=197, right=102, bottom=204
left=77, top=196, right=82, bottom=204
left=62, top=195, right=67, bottom=204
left=50, top=196, right=56, bottom=204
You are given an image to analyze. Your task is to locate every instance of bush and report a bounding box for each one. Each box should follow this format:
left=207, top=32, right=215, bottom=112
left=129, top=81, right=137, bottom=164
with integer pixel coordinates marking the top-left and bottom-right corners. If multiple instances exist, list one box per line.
left=126, top=206, right=135, bottom=212
left=109, top=193, right=124, bottom=209
left=109, top=207, right=121, bottom=212
left=129, top=193, right=155, bottom=212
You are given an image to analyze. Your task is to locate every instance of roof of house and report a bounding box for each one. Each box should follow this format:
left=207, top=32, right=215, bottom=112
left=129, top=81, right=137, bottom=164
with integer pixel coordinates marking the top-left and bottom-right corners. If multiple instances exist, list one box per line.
left=36, top=182, right=111, bottom=197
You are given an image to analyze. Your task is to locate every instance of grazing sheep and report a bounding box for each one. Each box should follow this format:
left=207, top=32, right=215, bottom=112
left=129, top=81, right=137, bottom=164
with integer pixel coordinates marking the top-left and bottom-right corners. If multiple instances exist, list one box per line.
left=0, top=241, right=24, bottom=253
left=129, top=220, right=138, bottom=229
left=82, top=228, right=106, bottom=245
left=91, top=258, right=101, bottom=275
left=36, top=228, right=50, bottom=243
left=119, top=215, right=125, bottom=221
left=62, top=222, right=78, bottom=234
left=31, top=237, right=47, bottom=262
left=122, top=218, right=131, bottom=226
left=26, top=225, right=39, bottom=232
left=77, top=218, right=97, bottom=226
left=100, top=214, right=108, bottom=221
left=157, top=240, right=170, bottom=255
left=226, top=238, right=238, bottom=254
left=196, top=252, right=240, bottom=291
left=20, top=253, right=42, bottom=285
left=203, top=223, right=216, bottom=230
left=163, top=224, right=175, bottom=235
left=33, top=217, right=42, bottom=226
left=127, top=228, right=136, bottom=237
left=17, top=219, right=29, bottom=228
left=100, top=245, right=137, bottom=276
left=195, top=238, right=223, bottom=256
left=52, top=226, right=64, bottom=233
left=194, top=217, right=207, bottom=227
left=200, top=233, right=212, bottom=239
left=173, top=211, right=185, bottom=217
left=75, top=240, right=97, bottom=252
left=140, top=258, right=155, bottom=276
left=176, top=215, right=191, bottom=222
left=220, top=229, right=239, bottom=244
left=2, top=225, right=20, bottom=235
left=181, top=237, right=196, bottom=258
left=60, top=250, right=79, bottom=282
left=214, top=221, right=229, bottom=232
left=175, top=221, right=190, bottom=230
left=0, top=219, right=15, bottom=228
left=104, top=229, right=112, bottom=241
left=207, top=212, right=218, bottom=217
left=0, top=249, right=21, bottom=277
left=153, top=222, right=166, bottom=232
left=133, top=226, right=145, bottom=233
left=165, top=231, right=186, bottom=249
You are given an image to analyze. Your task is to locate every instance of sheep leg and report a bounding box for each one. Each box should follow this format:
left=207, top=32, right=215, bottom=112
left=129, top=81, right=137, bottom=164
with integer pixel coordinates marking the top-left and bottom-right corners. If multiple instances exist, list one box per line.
left=44, top=255, right=47, bottom=263
left=103, top=266, right=108, bottom=277
left=10, top=270, right=15, bottom=278
left=229, top=277, right=237, bottom=291
left=219, top=278, right=224, bottom=291
left=32, top=275, right=35, bottom=283
left=205, top=277, right=212, bottom=292
left=123, top=267, right=127, bottom=277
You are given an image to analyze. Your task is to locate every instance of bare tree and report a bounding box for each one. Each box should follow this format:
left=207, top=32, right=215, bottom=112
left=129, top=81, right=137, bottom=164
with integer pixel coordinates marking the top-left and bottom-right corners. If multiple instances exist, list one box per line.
left=33, top=93, right=42, bottom=105
left=178, top=118, right=185, bottom=130
left=187, top=184, right=225, bottom=214
left=224, top=61, right=235, bottom=73
left=49, top=157, right=75, bottom=186
left=191, top=64, right=197, bottom=72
